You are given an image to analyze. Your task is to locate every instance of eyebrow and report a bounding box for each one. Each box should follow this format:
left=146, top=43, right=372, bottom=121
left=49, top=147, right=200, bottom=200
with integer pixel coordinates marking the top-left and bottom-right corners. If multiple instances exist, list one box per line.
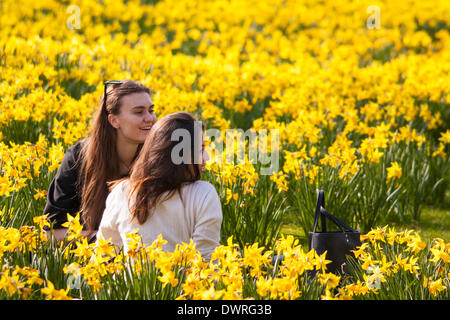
left=132, top=104, right=155, bottom=110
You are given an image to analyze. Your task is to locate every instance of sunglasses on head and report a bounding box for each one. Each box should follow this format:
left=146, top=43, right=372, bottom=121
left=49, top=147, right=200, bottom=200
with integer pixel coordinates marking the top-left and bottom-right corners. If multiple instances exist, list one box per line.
left=103, top=80, right=123, bottom=112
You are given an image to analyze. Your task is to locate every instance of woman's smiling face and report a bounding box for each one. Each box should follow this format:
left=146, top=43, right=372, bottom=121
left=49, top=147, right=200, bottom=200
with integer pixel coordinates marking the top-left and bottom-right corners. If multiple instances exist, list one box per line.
left=108, top=92, right=157, bottom=145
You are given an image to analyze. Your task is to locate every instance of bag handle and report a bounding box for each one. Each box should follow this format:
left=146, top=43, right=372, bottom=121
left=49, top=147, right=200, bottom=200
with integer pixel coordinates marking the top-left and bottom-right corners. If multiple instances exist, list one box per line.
left=319, top=207, right=356, bottom=232
left=312, top=190, right=356, bottom=233
left=313, top=190, right=326, bottom=232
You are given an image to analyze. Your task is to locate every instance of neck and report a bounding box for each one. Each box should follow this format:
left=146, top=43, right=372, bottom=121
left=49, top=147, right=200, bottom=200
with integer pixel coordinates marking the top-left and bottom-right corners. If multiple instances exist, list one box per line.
left=116, top=136, right=139, bottom=173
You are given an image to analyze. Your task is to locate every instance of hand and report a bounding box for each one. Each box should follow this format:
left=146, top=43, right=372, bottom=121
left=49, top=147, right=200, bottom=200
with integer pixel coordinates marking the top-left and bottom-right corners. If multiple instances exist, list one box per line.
left=44, top=228, right=97, bottom=243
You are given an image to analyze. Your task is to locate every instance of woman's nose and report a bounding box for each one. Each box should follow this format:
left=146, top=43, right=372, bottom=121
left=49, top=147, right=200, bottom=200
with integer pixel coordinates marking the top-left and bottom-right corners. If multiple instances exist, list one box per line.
left=145, top=111, right=157, bottom=124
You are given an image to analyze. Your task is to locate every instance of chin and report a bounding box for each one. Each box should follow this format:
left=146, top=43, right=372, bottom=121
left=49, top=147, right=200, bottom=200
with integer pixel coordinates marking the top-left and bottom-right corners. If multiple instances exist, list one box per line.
left=137, top=134, right=149, bottom=143
left=129, top=137, right=146, bottom=145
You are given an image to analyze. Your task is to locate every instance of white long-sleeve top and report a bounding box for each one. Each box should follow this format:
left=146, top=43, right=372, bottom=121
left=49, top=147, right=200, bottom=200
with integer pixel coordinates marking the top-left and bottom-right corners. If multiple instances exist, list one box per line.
left=97, top=179, right=222, bottom=261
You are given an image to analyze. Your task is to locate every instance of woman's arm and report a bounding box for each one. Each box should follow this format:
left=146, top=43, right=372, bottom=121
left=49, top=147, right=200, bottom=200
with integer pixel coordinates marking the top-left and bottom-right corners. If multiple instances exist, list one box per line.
left=43, top=142, right=83, bottom=225
left=44, top=228, right=95, bottom=242
left=96, top=182, right=125, bottom=247
left=43, top=142, right=83, bottom=241
left=191, top=182, right=223, bottom=261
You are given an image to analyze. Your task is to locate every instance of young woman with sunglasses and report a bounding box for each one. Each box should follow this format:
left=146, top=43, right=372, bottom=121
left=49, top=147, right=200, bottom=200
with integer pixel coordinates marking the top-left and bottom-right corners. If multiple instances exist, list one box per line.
left=43, top=80, right=157, bottom=242
left=97, top=112, right=222, bottom=261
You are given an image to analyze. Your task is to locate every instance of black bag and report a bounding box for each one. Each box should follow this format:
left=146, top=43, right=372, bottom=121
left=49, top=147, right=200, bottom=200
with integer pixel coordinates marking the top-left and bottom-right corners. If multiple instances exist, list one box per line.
left=308, top=190, right=361, bottom=275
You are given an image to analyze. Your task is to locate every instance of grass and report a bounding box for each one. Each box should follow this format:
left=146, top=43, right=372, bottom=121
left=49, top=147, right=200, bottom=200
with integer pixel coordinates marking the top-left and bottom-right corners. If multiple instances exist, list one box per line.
left=280, top=210, right=309, bottom=247
left=390, top=190, right=450, bottom=243
left=410, top=205, right=450, bottom=242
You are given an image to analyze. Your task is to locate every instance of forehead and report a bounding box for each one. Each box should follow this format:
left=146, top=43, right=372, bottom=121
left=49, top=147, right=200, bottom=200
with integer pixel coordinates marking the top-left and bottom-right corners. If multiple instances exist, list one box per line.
left=119, top=92, right=152, bottom=110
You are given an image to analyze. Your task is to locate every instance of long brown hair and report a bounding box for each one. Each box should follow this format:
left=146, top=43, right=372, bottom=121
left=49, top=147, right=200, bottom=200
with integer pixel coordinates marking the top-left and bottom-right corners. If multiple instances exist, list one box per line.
left=78, top=80, right=151, bottom=233
left=128, top=111, right=205, bottom=225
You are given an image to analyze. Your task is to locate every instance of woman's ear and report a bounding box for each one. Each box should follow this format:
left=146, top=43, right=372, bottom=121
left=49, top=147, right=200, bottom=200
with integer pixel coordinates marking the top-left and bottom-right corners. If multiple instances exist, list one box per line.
left=108, top=114, right=120, bottom=129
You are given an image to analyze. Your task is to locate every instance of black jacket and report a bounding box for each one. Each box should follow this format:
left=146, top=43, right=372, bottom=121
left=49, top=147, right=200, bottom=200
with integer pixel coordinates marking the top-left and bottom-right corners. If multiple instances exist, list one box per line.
left=43, top=141, right=84, bottom=229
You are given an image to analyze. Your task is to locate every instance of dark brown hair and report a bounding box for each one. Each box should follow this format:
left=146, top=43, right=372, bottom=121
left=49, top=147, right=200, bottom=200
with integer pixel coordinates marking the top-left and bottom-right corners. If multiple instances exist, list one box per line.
left=128, top=111, right=205, bottom=225
left=78, top=80, right=151, bottom=233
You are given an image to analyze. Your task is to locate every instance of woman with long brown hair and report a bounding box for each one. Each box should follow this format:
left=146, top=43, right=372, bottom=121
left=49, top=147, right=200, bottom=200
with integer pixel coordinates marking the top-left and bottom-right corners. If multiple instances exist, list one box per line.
left=43, top=80, right=157, bottom=242
left=97, top=112, right=222, bottom=261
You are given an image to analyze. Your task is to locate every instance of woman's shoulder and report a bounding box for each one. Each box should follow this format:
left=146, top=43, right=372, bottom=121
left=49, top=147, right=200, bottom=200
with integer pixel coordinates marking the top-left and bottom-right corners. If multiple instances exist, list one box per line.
left=110, top=179, right=130, bottom=196
left=64, top=139, right=86, bottom=161
left=55, top=140, right=86, bottom=175
left=182, top=180, right=219, bottom=198
left=182, top=180, right=222, bottom=219
left=184, top=180, right=215, bottom=190
left=104, top=179, right=130, bottom=210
